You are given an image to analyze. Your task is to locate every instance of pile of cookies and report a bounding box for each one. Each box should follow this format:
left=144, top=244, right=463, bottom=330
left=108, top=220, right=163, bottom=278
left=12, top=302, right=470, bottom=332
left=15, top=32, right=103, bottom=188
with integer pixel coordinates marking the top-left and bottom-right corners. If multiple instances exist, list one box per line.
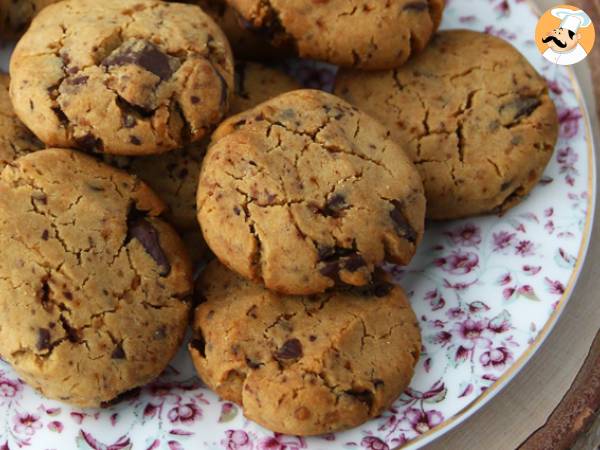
left=0, top=0, right=558, bottom=437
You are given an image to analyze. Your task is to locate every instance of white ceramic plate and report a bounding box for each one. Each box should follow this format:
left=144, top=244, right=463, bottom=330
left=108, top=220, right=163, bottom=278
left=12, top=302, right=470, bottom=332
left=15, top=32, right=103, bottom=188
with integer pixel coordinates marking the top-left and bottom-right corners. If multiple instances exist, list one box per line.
left=0, top=0, right=595, bottom=448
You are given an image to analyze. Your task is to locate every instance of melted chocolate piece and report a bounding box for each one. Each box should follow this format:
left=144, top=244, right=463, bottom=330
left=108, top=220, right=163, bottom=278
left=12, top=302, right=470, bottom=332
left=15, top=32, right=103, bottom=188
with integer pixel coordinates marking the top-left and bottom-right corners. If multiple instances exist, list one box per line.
left=389, top=200, right=417, bottom=243
left=190, top=332, right=206, bottom=358
left=275, top=338, right=303, bottom=360
left=403, top=1, right=428, bottom=11
left=37, top=328, right=51, bottom=351
left=321, top=194, right=347, bottom=218
left=75, top=133, right=104, bottom=153
left=345, top=389, right=374, bottom=410
left=126, top=207, right=171, bottom=276
left=111, top=343, right=126, bottom=359
left=103, top=41, right=175, bottom=81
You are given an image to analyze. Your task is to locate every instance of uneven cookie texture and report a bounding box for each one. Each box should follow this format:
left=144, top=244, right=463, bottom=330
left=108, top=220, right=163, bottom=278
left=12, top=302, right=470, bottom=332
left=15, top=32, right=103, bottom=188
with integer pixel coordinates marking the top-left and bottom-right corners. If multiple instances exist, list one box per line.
left=335, top=30, right=559, bottom=219
left=0, top=0, right=58, bottom=39
left=10, top=0, right=234, bottom=155
left=223, top=0, right=444, bottom=69
left=190, top=262, right=421, bottom=436
left=0, top=149, right=192, bottom=407
left=0, top=73, right=44, bottom=168
left=106, top=62, right=300, bottom=233
left=198, top=89, right=425, bottom=295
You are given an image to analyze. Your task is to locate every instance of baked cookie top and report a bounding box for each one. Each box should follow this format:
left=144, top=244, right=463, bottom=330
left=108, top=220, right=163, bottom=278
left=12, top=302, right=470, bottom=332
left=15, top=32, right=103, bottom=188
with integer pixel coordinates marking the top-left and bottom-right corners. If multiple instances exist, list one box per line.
left=0, top=149, right=192, bottom=407
left=190, top=262, right=421, bottom=436
left=0, top=0, right=58, bottom=39
left=198, top=89, right=425, bottom=295
left=9, top=0, right=234, bottom=155
left=106, top=62, right=300, bottom=233
left=0, top=73, right=44, bottom=168
left=335, top=30, right=559, bottom=219
left=224, top=0, right=445, bottom=69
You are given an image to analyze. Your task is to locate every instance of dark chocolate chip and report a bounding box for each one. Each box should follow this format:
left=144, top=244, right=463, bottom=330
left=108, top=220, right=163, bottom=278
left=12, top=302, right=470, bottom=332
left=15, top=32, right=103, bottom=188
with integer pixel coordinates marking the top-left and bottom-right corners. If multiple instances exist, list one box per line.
left=154, top=326, right=167, bottom=340
left=403, top=1, right=428, bottom=11
left=321, top=194, right=347, bottom=218
left=111, top=343, right=126, bottom=359
left=308, top=335, right=317, bottom=342
left=245, top=357, right=262, bottom=369
left=39, top=279, right=51, bottom=311
left=190, top=96, right=200, bottom=104
left=41, top=230, right=49, bottom=240
left=68, top=75, right=89, bottom=85
left=345, top=389, right=374, bottom=410
left=344, top=255, right=366, bottom=272
left=130, top=136, right=141, bottom=145
left=60, top=316, right=80, bottom=343
left=37, top=328, right=51, bottom=351
left=275, top=338, right=303, bottom=360
left=371, top=281, right=394, bottom=297
left=103, top=41, right=174, bottom=81
left=126, top=207, right=171, bottom=276
left=501, top=96, right=542, bottom=122
left=319, top=261, right=340, bottom=279
left=75, top=133, right=104, bottom=153
left=389, top=200, right=417, bottom=243
left=190, top=332, right=206, bottom=358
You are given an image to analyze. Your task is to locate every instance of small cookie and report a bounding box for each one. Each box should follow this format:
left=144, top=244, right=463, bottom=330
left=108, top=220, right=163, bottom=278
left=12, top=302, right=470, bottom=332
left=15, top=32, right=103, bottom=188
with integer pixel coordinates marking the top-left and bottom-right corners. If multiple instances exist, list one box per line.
left=106, top=62, right=300, bottom=232
left=189, top=262, right=421, bottom=436
left=198, top=89, right=425, bottom=295
left=0, top=73, right=44, bottom=167
left=335, top=30, right=559, bottom=219
left=10, top=0, right=234, bottom=155
left=223, top=0, right=444, bottom=69
left=0, top=149, right=192, bottom=407
left=190, top=0, right=291, bottom=60
left=0, top=0, right=58, bottom=39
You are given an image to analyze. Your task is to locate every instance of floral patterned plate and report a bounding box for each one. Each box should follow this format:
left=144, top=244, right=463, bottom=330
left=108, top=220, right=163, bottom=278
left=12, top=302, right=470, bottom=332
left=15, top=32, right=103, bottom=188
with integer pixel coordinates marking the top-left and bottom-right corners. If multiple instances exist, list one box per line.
left=0, top=0, right=595, bottom=448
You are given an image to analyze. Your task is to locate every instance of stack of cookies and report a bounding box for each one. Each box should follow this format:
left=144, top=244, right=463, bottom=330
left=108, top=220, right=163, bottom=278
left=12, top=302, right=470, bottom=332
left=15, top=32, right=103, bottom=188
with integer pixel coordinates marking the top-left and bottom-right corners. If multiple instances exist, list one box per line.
left=0, top=0, right=558, bottom=438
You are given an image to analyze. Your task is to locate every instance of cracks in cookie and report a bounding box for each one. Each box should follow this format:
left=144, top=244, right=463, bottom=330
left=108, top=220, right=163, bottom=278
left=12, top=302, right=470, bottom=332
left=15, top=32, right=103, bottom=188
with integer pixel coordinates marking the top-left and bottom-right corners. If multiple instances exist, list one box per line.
left=486, top=158, right=503, bottom=178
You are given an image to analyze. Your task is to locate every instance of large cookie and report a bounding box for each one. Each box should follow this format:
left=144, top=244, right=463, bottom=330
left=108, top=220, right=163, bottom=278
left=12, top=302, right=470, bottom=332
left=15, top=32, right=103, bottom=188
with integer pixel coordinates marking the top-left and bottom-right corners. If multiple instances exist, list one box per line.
left=0, top=73, right=43, bottom=167
left=107, top=62, right=300, bottom=233
left=198, top=89, right=425, bottom=295
left=335, top=30, right=559, bottom=219
left=0, top=0, right=58, bottom=39
left=0, top=149, right=193, bottom=407
left=189, top=262, right=421, bottom=436
left=10, top=0, right=234, bottom=155
left=223, top=0, right=444, bottom=69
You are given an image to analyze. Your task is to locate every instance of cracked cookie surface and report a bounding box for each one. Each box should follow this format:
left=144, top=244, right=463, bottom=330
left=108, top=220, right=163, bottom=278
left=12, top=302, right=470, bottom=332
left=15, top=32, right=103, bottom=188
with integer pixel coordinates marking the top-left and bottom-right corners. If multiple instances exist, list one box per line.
left=198, top=89, right=425, bottom=295
left=0, top=149, right=193, bottom=407
left=0, top=73, right=44, bottom=168
left=0, top=0, right=58, bottom=39
left=189, top=261, right=421, bottom=436
left=9, top=0, right=234, bottom=155
left=223, top=0, right=444, bottom=69
left=106, top=62, right=300, bottom=236
left=335, top=30, right=559, bottom=219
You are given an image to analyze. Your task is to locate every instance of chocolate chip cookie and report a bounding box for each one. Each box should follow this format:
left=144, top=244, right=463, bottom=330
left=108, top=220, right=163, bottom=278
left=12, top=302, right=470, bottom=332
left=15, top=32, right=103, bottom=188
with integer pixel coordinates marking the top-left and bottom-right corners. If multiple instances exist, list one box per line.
left=10, top=0, right=234, bottom=155
left=223, top=0, right=445, bottom=69
left=198, top=89, right=425, bottom=295
left=107, top=62, right=300, bottom=233
left=0, top=73, right=44, bottom=168
left=189, top=261, right=421, bottom=436
left=0, top=0, right=58, bottom=39
left=335, top=30, right=559, bottom=219
left=0, top=149, right=193, bottom=407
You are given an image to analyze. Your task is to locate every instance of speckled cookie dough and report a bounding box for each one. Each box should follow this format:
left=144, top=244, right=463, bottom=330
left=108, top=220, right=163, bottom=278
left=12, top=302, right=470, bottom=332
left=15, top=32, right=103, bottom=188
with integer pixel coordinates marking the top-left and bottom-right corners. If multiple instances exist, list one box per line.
left=223, top=0, right=445, bottom=69
left=198, top=89, right=425, bottom=295
left=189, top=261, right=421, bottom=436
left=0, top=149, right=193, bottom=407
left=9, top=0, right=234, bottom=155
left=105, top=62, right=300, bottom=233
left=0, top=73, right=44, bottom=168
left=335, top=30, right=559, bottom=219
left=0, top=0, right=58, bottom=39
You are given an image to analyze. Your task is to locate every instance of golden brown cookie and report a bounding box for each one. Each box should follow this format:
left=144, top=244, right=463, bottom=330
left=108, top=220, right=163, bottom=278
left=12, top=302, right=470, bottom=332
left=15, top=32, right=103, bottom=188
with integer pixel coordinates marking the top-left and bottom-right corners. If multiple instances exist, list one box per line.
left=0, top=149, right=193, bottom=407
left=223, top=0, right=445, bottom=69
left=335, top=30, right=559, bottom=219
left=198, top=89, right=425, bottom=295
left=0, top=73, right=43, bottom=167
left=9, top=0, right=234, bottom=155
left=0, top=0, right=58, bottom=39
left=190, top=262, right=421, bottom=436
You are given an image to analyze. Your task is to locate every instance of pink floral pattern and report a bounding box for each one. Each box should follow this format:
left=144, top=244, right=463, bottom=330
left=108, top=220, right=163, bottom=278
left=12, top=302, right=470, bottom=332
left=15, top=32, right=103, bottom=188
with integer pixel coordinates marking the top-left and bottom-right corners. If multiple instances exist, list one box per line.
left=0, top=0, right=593, bottom=448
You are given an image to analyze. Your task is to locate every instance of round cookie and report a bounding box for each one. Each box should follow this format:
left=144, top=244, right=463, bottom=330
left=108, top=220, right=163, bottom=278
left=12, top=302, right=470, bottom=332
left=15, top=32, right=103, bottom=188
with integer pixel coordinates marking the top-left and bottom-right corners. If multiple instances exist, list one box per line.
left=0, top=149, right=193, bottom=407
left=10, top=0, right=234, bottom=155
left=335, top=30, right=559, bottom=219
left=223, top=0, right=444, bottom=69
left=0, top=73, right=44, bottom=168
left=198, top=89, right=425, bottom=295
left=189, top=261, right=421, bottom=436
left=0, top=0, right=58, bottom=39
left=106, top=62, right=300, bottom=233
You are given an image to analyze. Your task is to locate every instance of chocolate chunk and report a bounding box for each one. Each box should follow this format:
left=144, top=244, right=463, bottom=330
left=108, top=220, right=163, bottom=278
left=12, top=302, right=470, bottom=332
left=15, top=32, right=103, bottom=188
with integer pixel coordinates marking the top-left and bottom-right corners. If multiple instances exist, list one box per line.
left=52, top=106, right=69, bottom=126
left=190, top=332, right=206, bottom=358
left=103, top=41, right=175, bottom=81
left=308, top=335, right=317, bottom=342
left=389, top=200, right=417, bottom=243
left=345, top=389, right=374, bottom=410
left=275, top=338, right=303, bottom=360
left=190, top=96, right=200, bottom=104
left=126, top=207, right=171, bottom=276
left=39, top=279, right=51, bottom=311
left=245, top=357, right=262, bottom=369
left=100, top=387, right=141, bottom=408
left=321, top=194, right=347, bottom=218
left=41, top=230, right=49, bottom=240
left=318, top=245, right=354, bottom=261
left=37, top=328, right=51, bottom=351
left=501, top=96, right=542, bottom=122
left=111, top=343, right=126, bottom=359
left=319, top=261, right=340, bottom=279
left=154, top=326, right=166, bottom=340
left=75, top=133, right=104, bottom=153
left=130, top=136, right=141, bottom=145
left=371, top=281, right=394, bottom=297
left=344, top=255, right=366, bottom=272
left=404, top=1, right=428, bottom=11
left=60, top=316, right=80, bottom=343
left=68, top=75, right=89, bottom=85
